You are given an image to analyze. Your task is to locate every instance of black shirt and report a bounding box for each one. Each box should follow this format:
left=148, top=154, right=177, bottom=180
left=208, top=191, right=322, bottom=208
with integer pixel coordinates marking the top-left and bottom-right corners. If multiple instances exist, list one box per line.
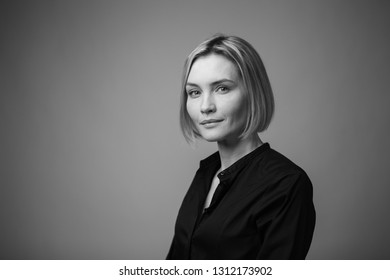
left=167, top=143, right=315, bottom=259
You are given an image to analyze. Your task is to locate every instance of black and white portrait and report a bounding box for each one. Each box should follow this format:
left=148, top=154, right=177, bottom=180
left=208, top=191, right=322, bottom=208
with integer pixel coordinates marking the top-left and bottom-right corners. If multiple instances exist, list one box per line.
left=1, top=0, right=390, bottom=260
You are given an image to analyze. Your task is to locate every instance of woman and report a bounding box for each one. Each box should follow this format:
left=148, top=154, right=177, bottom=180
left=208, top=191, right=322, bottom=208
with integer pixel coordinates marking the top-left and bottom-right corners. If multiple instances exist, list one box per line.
left=167, top=34, right=315, bottom=260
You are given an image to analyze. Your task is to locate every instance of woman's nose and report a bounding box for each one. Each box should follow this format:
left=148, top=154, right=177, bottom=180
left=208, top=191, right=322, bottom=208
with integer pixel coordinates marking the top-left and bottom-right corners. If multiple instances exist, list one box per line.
left=200, top=94, right=216, bottom=114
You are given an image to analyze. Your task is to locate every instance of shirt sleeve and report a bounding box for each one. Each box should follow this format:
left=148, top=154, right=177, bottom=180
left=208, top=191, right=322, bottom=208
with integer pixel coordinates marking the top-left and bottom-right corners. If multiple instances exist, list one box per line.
left=255, top=172, right=316, bottom=259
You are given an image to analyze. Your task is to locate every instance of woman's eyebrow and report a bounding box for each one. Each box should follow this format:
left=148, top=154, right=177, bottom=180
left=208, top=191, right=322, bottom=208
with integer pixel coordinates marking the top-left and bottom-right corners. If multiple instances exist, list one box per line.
left=186, top=79, right=235, bottom=87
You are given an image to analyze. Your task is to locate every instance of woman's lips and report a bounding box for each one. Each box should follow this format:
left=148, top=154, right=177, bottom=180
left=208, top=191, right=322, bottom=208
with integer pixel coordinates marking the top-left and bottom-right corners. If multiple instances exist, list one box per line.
left=200, top=119, right=223, bottom=125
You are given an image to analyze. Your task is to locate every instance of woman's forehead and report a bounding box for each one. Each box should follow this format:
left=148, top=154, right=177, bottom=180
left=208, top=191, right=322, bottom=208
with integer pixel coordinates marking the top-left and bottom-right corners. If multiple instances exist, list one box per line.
left=187, top=54, right=239, bottom=85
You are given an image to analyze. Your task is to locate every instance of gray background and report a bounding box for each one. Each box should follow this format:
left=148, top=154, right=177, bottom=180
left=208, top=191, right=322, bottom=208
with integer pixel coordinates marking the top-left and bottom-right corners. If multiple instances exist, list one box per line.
left=1, top=0, right=390, bottom=259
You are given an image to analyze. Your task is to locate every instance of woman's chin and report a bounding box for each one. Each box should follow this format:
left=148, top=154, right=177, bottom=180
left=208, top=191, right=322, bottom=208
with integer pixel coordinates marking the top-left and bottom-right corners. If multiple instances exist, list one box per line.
left=199, top=132, right=228, bottom=143
left=201, top=136, right=220, bottom=142
left=200, top=133, right=223, bottom=142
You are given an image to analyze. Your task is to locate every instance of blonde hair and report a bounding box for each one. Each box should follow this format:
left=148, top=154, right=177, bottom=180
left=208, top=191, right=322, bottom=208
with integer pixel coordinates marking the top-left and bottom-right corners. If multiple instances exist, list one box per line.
left=180, top=34, right=274, bottom=143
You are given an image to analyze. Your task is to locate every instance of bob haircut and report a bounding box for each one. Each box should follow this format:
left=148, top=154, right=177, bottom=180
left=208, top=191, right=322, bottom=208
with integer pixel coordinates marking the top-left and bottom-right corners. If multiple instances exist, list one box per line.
left=180, top=34, right=274, bottom=143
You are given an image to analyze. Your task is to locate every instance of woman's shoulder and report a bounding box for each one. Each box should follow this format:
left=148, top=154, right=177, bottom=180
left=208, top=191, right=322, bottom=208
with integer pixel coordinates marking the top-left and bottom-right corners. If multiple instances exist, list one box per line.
left=246, top=144, right=312, bottom=192
left=261, top=146, right=307, bottom=176
left=248, top=146, right=313, bottom=207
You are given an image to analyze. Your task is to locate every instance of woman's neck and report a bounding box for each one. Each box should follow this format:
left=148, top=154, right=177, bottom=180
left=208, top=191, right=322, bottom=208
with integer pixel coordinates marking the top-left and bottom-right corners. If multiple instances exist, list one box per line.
left=217, top=134, right=263, bottom=171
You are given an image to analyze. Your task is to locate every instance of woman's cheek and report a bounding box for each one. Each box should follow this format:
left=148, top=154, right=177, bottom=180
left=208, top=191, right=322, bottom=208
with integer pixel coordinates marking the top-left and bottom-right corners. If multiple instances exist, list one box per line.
left=186, top=101, right=198, bottom=123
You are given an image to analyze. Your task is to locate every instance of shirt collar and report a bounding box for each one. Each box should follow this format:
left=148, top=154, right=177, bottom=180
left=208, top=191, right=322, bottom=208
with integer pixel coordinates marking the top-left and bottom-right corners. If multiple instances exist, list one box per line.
left=199, top=143, right=270, bottom=184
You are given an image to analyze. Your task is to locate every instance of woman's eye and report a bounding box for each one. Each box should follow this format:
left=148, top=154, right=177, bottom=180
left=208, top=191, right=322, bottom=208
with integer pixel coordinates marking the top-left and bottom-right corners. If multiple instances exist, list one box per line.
left=187, top=90, right=201, bottom=98
left=216, top=86, right=229, bottom=93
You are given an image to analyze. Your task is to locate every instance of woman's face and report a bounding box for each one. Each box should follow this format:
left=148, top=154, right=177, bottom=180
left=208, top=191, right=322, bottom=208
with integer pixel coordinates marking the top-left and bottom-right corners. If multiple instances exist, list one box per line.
left=186, top=54, right=247, bottom=144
